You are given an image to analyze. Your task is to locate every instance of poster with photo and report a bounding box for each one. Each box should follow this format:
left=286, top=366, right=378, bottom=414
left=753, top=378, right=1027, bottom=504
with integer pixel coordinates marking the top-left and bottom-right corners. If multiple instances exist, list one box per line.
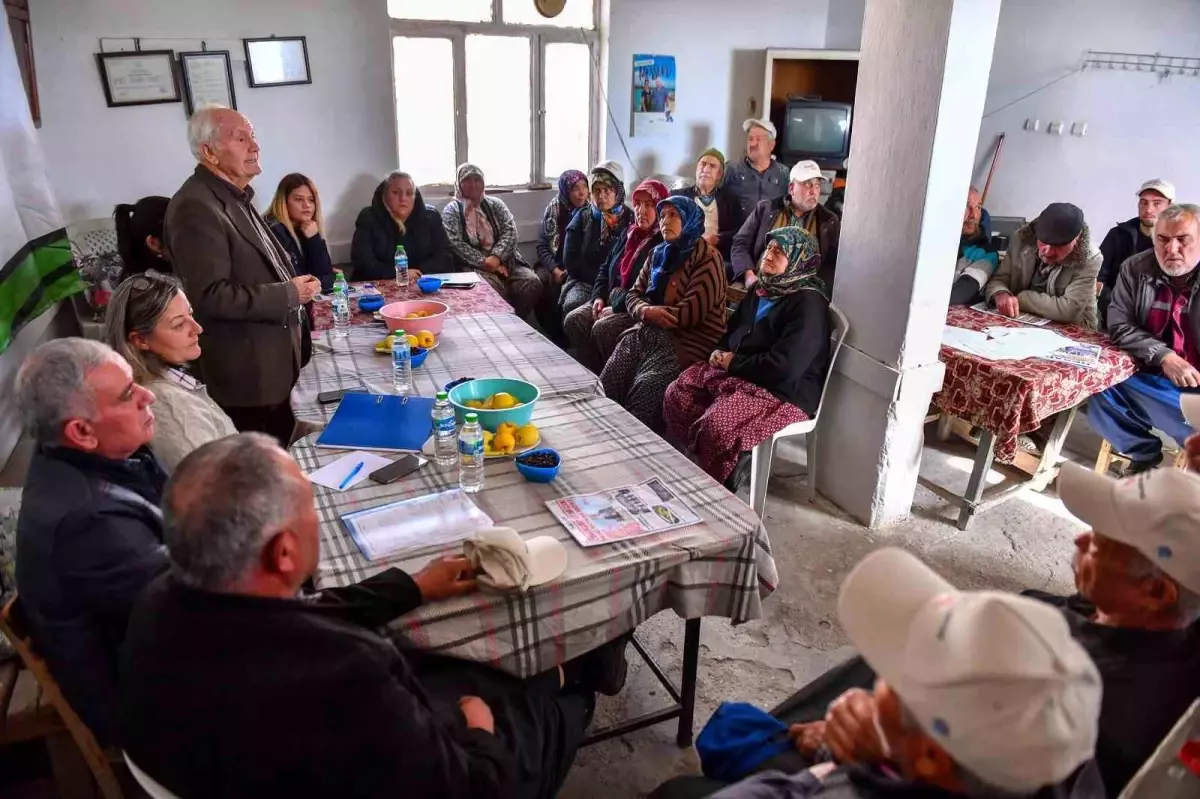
left=632, top=54, right=675, bottom=137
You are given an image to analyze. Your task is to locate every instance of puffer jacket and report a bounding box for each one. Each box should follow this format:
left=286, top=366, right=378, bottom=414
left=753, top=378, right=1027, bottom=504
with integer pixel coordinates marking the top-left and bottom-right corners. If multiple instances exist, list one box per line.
left=1107, top=248, right=1200, bottom=368
left=983, top=222, right=1102, bottom=330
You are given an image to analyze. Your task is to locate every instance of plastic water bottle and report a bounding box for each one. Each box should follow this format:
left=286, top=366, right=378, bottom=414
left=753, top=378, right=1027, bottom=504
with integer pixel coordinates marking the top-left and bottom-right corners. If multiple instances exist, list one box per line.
left=391, top=329, right=412, bottom=395
left=394, top=245, right=409, bottom=288
left=432, top=391, right=458, bottom=468
left=331, top=285, right=350, bottom=339
left=332, top=268, right=348, bottom=295
left=458, top=413, right=484, bottom=493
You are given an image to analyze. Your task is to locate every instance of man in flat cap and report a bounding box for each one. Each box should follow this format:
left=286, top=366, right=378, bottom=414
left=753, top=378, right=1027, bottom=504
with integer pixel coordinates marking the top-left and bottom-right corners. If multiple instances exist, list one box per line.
left=984, top=202, right=1103, bottom=329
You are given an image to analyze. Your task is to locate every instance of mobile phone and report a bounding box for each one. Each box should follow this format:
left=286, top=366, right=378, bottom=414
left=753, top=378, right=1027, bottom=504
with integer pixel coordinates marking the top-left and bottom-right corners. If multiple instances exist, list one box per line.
left=369, top=455, right=427, bottom=485
left=317, top=386, right=365, bottom=404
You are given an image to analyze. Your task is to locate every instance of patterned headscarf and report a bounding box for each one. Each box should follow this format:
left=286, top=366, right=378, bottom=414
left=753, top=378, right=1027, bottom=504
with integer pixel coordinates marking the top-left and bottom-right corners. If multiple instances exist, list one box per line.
left=647, top=195, right=706, bottom=299
left=548, top=169, right=587, bottom=258
left=590, top=167, right=628, bottom=246
left=755, top=226, right=826, bottom=299
left=455, top=163, right=486, bottom=202
left=455, top=163, right=494, bottom=249
left=616, top=178, right=670, bottom=286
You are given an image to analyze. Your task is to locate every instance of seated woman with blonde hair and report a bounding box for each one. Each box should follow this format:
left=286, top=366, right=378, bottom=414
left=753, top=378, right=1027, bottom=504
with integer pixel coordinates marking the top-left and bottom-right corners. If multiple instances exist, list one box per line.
left=351, top=170, right=453, bottom=281
left=265, top=173, right=335, bottom=292
left=664, top=227, right=831, bottom=492
left=103, top=271, right=237, bottom=473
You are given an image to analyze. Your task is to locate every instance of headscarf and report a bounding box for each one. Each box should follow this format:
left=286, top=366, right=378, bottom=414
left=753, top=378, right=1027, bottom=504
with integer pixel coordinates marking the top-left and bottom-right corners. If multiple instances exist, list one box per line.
left=616, top=179, right=670, bottom=287
left=547, top=169, right=587, bottom=258
left=590, top=166, right=627, bottom=245
left=455, top=163, right=494, bottom=250
left=755, top=226, right=827, bottom=299
left=647, top=195, right=706, bottom=300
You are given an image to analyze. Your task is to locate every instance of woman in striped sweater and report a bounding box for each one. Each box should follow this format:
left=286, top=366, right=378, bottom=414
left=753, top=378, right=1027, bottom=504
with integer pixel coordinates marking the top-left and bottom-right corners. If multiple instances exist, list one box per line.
left=600, top=195, right=726, bottom=431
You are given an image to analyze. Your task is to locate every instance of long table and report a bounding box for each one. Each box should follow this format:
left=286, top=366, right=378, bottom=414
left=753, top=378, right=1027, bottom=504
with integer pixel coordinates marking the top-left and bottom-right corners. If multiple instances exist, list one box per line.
left=309, top=277, right=512, bottom=332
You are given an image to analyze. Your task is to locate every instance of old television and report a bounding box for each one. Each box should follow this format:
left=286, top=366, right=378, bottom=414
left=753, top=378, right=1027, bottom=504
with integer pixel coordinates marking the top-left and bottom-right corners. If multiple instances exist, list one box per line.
left=781, top=99, right=852, bottom=170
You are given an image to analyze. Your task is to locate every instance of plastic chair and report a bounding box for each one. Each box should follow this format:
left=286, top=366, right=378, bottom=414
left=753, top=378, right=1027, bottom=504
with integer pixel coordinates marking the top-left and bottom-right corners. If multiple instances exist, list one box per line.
left=747, top=303, right=850, bottom=518
left=65, top=218, right=120, bottom=259
left=123, top=752, right=181, bottom=799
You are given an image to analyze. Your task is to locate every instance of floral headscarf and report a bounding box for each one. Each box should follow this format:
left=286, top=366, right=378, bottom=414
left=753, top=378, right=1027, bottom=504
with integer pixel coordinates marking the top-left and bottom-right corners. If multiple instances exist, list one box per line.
left=755, top=226, right=827, bottom=299
left=590, top=167, right=628, bottom=245
left=455, top=163, right=494, bottom=250
left=547, top=169, right=587, bottom=258
left=647, top=195, right=706, bottom=299
left=616, top=178, right=670, bottom=286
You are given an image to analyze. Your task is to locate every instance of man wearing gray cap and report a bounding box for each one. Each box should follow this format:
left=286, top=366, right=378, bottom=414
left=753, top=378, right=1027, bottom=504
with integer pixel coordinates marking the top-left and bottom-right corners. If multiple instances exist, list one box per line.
left=1097, top=179, right=1176, bottom=325
left=724, top=119, right=792, bottom=220
left=984, top=202, right=1103, bottom=329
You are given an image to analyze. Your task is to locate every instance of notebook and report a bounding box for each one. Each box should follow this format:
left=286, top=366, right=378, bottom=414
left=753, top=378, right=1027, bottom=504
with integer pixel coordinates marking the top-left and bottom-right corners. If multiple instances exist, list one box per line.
left=315, top=392, right=435, bottom=452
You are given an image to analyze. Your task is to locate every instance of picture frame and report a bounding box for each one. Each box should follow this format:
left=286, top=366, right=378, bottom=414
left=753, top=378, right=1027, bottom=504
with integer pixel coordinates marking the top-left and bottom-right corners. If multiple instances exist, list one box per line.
left=178, top=50, right=236, bottom=115
left=96, top=49, right=181, bottom=108
left=243, top=36, right=312, bottom=88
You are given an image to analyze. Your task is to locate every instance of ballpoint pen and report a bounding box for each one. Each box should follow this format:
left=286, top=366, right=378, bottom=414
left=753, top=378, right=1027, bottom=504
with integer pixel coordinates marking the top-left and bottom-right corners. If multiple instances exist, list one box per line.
left=338, top=461, right=365, bottom=490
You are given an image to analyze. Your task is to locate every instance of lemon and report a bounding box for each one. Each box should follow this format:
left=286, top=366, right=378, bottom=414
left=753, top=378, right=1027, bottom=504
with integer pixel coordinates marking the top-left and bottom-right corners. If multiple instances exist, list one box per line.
left=490, top=392, right=518, bottom=410
left=465, top=399, right=485, bottom=409
left=417, top=330, right=436, bottom=349
left=493, top=429, right=516, bottom=454
left=482, top=430, right=495, bottom=454
left=515, top=423, right=539, bottom=447
left=482, top=396, right=495, bottom=410
left=405, top=334, right=419, bottom=349
left=497, top=422, right=517, bottom=435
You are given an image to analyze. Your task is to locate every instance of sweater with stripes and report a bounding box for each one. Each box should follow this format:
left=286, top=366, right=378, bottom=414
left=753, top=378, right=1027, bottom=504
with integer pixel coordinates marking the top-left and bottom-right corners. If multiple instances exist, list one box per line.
left=626, top=237, right=727, bottom=367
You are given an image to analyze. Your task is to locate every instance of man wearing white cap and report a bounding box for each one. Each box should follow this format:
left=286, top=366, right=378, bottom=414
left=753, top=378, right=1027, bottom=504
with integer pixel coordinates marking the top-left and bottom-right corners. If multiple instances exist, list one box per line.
left=1090, top=203, right=1200, bottom=472
left=731, top=160, right=841, bottom=285
left=702, top=548, right=1104, bottom=799
left=1097, top=178, right=1176, bottom=324
left=724, top=119, right=792, bottom=220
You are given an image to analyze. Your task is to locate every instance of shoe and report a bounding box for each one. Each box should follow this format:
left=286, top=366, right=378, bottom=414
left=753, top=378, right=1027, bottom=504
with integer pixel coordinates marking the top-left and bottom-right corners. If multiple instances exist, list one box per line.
left=582, top=632, right=632, bottom=696
left=724, top=452, right=753, bottom=493
left=1124, top=452, right=1163, bottom=475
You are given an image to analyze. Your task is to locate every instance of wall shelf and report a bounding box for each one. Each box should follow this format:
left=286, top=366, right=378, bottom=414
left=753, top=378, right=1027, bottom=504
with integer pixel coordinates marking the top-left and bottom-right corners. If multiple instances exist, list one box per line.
left=1083, top=50, right=1200, bottom=78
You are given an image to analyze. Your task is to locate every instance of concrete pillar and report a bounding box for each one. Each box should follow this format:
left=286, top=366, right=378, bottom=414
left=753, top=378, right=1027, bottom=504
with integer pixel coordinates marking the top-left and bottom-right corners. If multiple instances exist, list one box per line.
left=817, top=0, right=1002, bottom=526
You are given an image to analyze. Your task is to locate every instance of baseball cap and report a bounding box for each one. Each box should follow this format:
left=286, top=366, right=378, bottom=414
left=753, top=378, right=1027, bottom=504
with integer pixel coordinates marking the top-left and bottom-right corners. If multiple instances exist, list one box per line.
left=838, top=548, right=1102, bottom=793
left=463, top=526, right=568, bottom=592
left=590, top=159, right=625, bottom=189
left=789, top=160, right=823, bottom=184
left=1138, top=178, right=1176, bottom=202
left=1058, top=462, right=1200, bottom=594
left=742, top=118, right=777, bottom=139
left=1032, top=202, right=1085, bottom=246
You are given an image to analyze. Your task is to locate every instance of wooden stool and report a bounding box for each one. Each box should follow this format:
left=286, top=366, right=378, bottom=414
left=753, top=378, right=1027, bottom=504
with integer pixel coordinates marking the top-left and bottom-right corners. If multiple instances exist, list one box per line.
left=1094, top=439, right=1188, bottom=475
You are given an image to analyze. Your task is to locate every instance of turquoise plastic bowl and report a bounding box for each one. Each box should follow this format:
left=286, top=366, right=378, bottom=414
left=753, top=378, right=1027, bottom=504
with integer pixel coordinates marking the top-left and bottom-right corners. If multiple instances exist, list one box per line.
left=448, top=378, right=540, bottom=432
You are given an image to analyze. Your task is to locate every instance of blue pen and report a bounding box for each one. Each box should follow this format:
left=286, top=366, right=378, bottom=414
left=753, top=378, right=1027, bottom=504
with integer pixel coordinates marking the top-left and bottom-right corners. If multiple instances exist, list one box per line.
left=338, top=461, right=365, bottom=490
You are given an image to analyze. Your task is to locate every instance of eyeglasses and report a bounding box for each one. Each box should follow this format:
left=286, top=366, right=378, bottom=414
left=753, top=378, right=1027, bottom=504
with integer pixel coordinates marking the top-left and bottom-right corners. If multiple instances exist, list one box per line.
left=129, top=269, right=169, bottom=293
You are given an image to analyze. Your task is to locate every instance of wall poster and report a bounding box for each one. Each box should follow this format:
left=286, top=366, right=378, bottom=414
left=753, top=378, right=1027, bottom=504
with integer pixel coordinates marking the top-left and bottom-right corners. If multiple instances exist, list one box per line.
left=632, top=54, right=675, bottom=137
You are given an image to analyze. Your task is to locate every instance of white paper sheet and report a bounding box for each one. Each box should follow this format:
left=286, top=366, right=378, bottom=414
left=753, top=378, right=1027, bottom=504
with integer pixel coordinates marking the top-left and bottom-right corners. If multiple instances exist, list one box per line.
left=341, top=489, right=494, bottom=560
left=308, top=451, right=392, bottom=491
left=435, top=271, right=482, bottom=285
left=942, top=325, right=1079, bottom=361
left=969, top=302, right=1052, bottom=327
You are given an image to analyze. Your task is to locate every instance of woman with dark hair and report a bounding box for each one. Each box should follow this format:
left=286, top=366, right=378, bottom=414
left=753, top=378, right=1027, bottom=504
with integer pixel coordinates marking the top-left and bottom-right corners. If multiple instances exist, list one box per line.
left=114, top=196, right=170, bottom=275
left=535, top=169, right=588, bottom=338
left=103, top=270, right=237, bottom=473
left=351, top=171, right=453, bottom=281
left=265, top=173, right=335, bottom=292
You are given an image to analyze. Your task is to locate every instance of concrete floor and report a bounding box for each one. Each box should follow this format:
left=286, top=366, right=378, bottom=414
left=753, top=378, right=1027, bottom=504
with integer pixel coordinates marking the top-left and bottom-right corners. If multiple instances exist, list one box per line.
left=559, top=420, right=1108, bottom=798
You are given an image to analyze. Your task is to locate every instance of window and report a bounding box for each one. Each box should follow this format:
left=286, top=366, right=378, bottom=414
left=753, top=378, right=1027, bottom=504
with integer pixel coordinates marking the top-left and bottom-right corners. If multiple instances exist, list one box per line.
left=389, top=0, right=599, bottom=189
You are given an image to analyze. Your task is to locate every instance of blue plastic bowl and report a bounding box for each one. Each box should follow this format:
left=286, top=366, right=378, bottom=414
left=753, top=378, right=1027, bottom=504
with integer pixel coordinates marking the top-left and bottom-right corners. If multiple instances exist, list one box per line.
left=515, top=448, right=560, bottom=483
left=448, top=377, right=540, bottom=432
left=410, top=347, right=430, bottom=368
left=357, top=294, right=385, bottom=313
left=417, top=276, right=444, bottom=294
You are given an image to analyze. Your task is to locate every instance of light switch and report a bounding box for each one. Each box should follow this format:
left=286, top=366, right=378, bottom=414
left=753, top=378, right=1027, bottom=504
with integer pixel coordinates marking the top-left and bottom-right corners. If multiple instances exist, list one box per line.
left=1071, top=122, right=1088, bottom=137
left=1024, top=118, right=1040, bottom=132
left=1048, top=121, right=1064, bottom=135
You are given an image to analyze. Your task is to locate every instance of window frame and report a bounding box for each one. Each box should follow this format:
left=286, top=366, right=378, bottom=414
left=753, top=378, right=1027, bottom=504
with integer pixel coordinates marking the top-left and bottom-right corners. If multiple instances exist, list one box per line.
left=389, top=0, right=600, bottom=192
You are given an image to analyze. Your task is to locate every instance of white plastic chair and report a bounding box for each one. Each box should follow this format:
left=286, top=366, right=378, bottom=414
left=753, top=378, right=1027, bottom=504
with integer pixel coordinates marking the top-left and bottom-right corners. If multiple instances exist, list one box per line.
left=123, top=752, right=181, bottom=799
left=747, top=303, right=850, bottom=518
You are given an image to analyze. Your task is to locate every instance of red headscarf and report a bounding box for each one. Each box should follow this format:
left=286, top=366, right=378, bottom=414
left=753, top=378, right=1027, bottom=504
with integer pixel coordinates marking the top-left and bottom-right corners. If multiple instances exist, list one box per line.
left=617, top=179, right=670, bottom=287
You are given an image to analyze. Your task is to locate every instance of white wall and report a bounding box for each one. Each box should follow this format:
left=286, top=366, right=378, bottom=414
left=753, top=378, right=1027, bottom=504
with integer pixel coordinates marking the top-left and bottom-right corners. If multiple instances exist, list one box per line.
left=30, top=0, right=396, bottom=256
left=604, top=0, right=830, bottom=184
left=973, top=0, right=1200, bottom=230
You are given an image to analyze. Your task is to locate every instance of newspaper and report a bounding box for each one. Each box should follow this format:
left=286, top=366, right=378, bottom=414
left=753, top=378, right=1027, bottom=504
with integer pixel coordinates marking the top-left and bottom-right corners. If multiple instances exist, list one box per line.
left=1040, top=342, right=1102, bottom=369
left=969, top=302, right=1052, bottom=327
left=546, top=478, right=702, bottom=547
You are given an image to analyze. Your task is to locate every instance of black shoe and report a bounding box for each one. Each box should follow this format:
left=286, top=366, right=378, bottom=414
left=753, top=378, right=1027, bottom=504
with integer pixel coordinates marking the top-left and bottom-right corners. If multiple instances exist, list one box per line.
left=1124, top=452, right=1164, bottom=475
left=581, top=632, right=632, bottom=696
left=724, top=452, right=753, bottom=493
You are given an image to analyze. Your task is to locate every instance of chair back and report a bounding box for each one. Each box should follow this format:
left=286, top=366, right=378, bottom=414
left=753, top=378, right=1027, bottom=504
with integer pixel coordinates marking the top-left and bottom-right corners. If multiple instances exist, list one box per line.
left=124, top=752, right=181, bottom=799
left=811, top=302, right=850, bottom=422
left=65, top=218, right=120, bottom=259
left=0, top=596, right=124, bottom=799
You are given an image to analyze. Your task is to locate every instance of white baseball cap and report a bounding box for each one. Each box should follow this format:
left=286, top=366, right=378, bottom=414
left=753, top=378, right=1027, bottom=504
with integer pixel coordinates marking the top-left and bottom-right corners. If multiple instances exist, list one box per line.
left=1138, top=178, right=1176, bottom=202
left=1058, top=462, right=1200, bottom=594
left=463, top=526, right=567, bottom=592
left=1180, top=393, right=1200, bottom=429
left=742, top=118, right=777, bottom=139
left=789, top=160, right=823, bottom=184
left=838, top=548, right=1102, bottom=793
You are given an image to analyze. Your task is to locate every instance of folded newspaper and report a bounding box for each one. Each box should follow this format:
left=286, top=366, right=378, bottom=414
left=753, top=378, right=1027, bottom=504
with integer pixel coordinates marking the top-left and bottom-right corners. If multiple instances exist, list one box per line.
left=1040, top=342, right=1102, bottom=369
left=546, top=478, right=702, bottom=547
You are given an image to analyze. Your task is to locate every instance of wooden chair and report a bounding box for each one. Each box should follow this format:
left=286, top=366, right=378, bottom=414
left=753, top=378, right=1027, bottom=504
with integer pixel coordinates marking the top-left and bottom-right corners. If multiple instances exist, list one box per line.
left=1093, top=439, right=1188, bottom=475
left=0, top=596, right=124, bottom=799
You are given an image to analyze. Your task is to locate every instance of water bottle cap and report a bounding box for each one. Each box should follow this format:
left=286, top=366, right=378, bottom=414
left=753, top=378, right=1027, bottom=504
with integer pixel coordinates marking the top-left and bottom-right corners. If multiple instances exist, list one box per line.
left=465, top=412, right=478, bottom=422
left=436, top=390, right=448, bottom=400
left=392, top=329, right=405, bottom=336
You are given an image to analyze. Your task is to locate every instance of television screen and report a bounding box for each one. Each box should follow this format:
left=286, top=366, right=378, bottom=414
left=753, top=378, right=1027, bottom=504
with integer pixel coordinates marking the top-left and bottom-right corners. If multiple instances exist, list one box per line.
left=785, top=104, right=851, bottom=157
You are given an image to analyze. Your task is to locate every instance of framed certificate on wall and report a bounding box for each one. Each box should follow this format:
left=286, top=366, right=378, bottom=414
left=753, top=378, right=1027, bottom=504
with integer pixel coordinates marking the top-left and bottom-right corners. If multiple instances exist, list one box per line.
left=178, top=50, right=236, bottom=114
left=243, top=36, right=311, bottom=88
left=96, top=50, right=181, bottom=107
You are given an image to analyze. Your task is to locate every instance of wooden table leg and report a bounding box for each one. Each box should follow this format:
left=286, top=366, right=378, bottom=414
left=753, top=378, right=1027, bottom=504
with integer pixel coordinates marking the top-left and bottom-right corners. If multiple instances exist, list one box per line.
left=676, top=618, right=702, bottom=748
left=936, top=413, right=953, bottom=442
left=957, top=429, right=996, bottom=530
left=1030, top=407, right=1077, bottom=491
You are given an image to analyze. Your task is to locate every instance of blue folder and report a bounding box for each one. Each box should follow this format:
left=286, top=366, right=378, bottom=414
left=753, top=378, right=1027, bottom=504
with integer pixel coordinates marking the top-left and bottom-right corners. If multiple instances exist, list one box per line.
left=315, top=392, right=435, bottom=452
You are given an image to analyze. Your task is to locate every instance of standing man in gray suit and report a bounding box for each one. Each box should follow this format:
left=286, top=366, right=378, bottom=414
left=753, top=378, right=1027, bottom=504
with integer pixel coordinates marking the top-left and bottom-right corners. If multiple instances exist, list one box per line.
left=164, top=106, right=321, bottom=445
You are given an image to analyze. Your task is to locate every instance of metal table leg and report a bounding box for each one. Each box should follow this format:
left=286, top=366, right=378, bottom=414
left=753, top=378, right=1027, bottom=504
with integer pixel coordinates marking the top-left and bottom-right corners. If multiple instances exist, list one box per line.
left=676, top=618, right=702, bottom=747
left=957, top=429, right=996, bottom=530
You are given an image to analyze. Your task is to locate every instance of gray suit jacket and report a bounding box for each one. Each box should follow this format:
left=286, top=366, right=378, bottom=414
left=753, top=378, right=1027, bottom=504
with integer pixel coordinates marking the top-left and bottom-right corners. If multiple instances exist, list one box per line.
left=164, top=167, right=303, bottom=408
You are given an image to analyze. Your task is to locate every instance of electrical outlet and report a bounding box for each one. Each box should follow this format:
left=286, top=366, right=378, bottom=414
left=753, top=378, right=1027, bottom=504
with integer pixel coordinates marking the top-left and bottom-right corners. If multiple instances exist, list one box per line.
left=1071, top=122, right=1088, bottom=137
left=1024, top=118, right=1041, bottom=132
left=1048, top=121, right=1064, bottom=135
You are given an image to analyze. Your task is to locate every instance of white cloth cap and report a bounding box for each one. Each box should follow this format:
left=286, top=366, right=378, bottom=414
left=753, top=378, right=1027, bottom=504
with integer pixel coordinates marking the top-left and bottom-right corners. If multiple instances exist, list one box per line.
left=1058, top=462, right=1200, bottom=594
left=463, top=526, right=567, bottom=592
left=789, top=160, right=823, bottom=184
left=1138, top=178, right=1176, bottom=201
left=1180, top=393, right=1200, bottom=429
left=742, top=118, right=777, bottom=138
left=590, top=159, right=625, bottom=188
left=838, top=548, right=1102, bottom=793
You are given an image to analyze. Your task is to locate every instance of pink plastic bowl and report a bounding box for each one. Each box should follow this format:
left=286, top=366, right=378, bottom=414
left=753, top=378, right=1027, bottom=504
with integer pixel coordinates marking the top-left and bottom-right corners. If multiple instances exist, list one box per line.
left=379, top=300, right=449, bottom=336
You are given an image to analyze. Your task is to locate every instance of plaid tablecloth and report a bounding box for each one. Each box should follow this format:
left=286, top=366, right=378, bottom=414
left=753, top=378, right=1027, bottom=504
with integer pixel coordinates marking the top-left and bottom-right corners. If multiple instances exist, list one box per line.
left=936, top=306, right=1137, bottom=463
left=293, top=314, right=603, bottom=423
left=291, top=394, right=778, bottom=678
left=309, top=278, right=512, bottom=331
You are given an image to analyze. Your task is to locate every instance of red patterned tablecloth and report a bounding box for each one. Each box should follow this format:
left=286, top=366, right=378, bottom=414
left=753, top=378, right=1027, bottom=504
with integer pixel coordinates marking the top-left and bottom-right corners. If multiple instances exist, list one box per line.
left=935, top=306, right=1137, bottom=463
left=309, top=278, right=513, bottom=331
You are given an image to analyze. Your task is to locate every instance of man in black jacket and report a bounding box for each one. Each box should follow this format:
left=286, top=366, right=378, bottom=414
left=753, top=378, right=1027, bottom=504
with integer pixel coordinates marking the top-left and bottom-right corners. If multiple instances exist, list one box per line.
left=14, top=338, right=167, bottom=744
left=672, top=148, right=743, bottom=265
left=1097, top=178, right=1175, bottom=325
left=121, top=433, right=592, bottom=798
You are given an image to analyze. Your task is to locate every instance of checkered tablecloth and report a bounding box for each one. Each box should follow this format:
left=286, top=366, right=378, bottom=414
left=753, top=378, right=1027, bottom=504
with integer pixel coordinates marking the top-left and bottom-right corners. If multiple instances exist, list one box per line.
left=293, top=314, right=603, bottom=423
left=936, top=306, right=1138, bottom=463
left=291, top=394, right=778, bottom=678
left=309, top=278, right=513, bottom=331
